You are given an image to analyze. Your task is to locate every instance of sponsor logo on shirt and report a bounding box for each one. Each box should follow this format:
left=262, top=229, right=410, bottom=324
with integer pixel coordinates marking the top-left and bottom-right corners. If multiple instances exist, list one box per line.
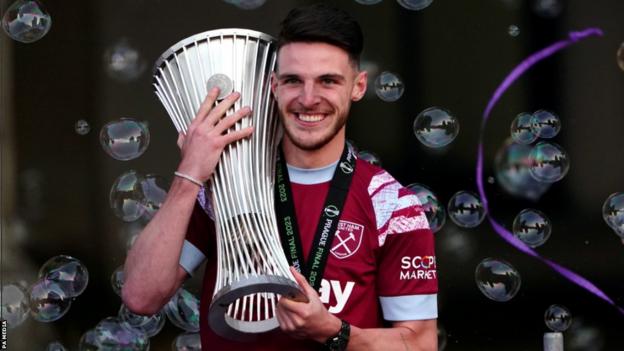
left=319, top=279, right=355, bottom=314
left=399, top=255, right=437, bottom=280
left=331, top=221, right=364, bottom=259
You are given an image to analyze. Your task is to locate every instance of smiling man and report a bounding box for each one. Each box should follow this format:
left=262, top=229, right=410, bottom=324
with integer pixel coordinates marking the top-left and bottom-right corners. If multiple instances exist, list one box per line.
left=122, top=4, right=437, bottom=351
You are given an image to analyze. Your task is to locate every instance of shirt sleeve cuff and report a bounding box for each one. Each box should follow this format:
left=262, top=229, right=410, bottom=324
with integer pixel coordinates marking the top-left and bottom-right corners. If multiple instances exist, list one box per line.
left=179, top=240, right=206, bottom=276
left=379, top=294, right=438, bottom=321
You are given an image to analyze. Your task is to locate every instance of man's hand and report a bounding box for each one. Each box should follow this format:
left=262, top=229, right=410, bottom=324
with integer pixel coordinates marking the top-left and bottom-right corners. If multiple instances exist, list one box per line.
left=276, top=267, right=342, bottom=343
left=176, top=87, right=253, bottom=182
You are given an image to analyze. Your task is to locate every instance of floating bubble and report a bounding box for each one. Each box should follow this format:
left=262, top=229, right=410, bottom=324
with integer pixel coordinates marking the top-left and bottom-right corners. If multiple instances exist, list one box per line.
left=487, top=176, right=495, bottom=184
left=510, top=112, right=537, bottom=144
left=173, top=332, right=201, bottom=351
left=475, top=258, right=521, bottom=302
left=545, top=304, right=572, bottom=332
left=39, top=255, right=89, bottom=297
left=111, top=265, right=124, bottom=296
left=29, top=279, right=72, bottom=322
left=104, top=39, right=147, bottom=82
left=110, top=170, right=147, bottom=222
left=374, top=71, right=404, bottom=102
left=141, top=174, right=169, bottom=219
left=447, top=191, right=485, bottom=228
left=438, top=325, right=448, bottom=351
left=165, top=288, right=201, bottom=332
left=79, top=317, right=149, bottom=351
left=512, top=209, right=552, bottom=248
left=438, top=226, right=478, bottom=263
left=119, top=304, right=166, bottom=338
left=602, top=192, right=624, bottom=238
left=355, top=0, right=383, bottom=4
left=1, top=0, right=51, bottom=43
left=567, top=318, right=604, bottom=351
left=397, top=0, right=434, bottom=11
left=45, top=341, right=67, bottom=351
left=346, top=139, right=359, bottom=154
left=223, top=0, right=266, bottom=10
left=406, top=183, right=446, bottom=233
left=358, top=150, right=382, bottom=167
left=617, top=42, right=624, bottom=72
left=529, top=141, right=569, bottom=183
left=531, top=109, right=561, bottom=139
left=495, top=139, right=550, bottom=201
left=1, top=283, right=30, bottom=328
left=531, top=0, right=563, bottom=18
left=413, top=107, right=460, bottom=148
left=508, top=25, right=520, bottom=37
left=74, top=119, right=91, bottom=135
left=100, top=118, right=150, bottom=161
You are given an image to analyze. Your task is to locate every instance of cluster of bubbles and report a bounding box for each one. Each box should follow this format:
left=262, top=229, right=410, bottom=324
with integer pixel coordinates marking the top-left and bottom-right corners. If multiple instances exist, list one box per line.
left=104, top=39, right=147, bottom=82
left=223, top=0, right=266, bottom=10
left=1, top=0, right=51, bottom=43
left=413, top=107, right=460, bottom=148
left=0, top=255, right=88, bottom=329
left=474, top=258, right=521, bottom=302
left=79, top=317, right=150, bottom=351
left=100, top=118, right=150, bottom=161
left=110, top=170, right=169, bottom=222
left=374, top=71, right=404, bottom=102
left=602, top=192, right=624, bottom=240
left=544, top=304, right=572, bottom=332
left=512, top=208, right=552, bottom=248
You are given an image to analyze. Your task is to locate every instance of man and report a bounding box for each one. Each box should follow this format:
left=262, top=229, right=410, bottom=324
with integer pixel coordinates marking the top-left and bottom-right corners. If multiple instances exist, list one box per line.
left=122, top=4, right=437, bottom=350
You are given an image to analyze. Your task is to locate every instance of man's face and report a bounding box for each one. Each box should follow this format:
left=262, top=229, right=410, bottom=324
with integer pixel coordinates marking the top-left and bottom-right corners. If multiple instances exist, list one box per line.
left=271, top=42, right=367, bottom=151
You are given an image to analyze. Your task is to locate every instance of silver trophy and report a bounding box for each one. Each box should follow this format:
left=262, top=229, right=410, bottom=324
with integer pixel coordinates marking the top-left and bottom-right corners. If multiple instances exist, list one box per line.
left=153, top=28, right=305, bottom=340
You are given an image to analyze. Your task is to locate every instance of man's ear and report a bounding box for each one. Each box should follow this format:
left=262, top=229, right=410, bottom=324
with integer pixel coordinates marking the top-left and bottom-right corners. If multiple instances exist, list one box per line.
left=270, top=72, right=278, bottom=95
left=351, top=70, right=368, bottom=101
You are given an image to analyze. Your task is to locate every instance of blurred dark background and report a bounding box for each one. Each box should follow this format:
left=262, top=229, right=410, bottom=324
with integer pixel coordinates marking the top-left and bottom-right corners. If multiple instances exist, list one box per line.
left=1, top=0, right=623, bottom=350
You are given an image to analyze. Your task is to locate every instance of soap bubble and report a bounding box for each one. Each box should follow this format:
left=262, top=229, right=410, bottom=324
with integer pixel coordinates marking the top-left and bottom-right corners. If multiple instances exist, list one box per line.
left=1, top=0, right=51, bottom=43
left=508, top=25, right=520, bottom=37
left=447, top=191, right=485, bottom=228
left=545, top=304, right=572, bottom=332
left=74, top=120, right=91, bottom=135
left=355, top=0, right=383, bottom=4
left=438, top=324, right=448, bottom=351
left=397, top=0, right=434, bottom=11
left=531, top=110, right=561, bottom=139
left=512, top=209, right=552, bottom=248
left=413, top=107, right=460, bottom=148
left=165, top=288, right=201, bottom=332
left=510, top=112, right=537, bottom=144
left=119, top=304, right=166, bottom=338
left=28, top=279, right=72, bottom=322
left=358, top=150, right=382, bottom=167
left=111, top=265, right=124, bottom=296
left=475, top=258, right=521, bottom=302
left=374, top=71, right=404, bottom=102
left=141, top=174, right=169, bottom=219
left=1, top=283, right=30, bottom=328
left=346, top=139, right=359, bottom=154
left=566, top=318, right=604, bottom=351
left=602, top=192, right=624, bottom=237
left=617, top=42, right=624, bottom=72
left=79, top=317, right=150, bottom=351
left=495, top=139, right=550, bottom=201
left=223, top=0, right=266, bottom=10
left=110, top=170, right=147, bottom=222
left=104, top=39, right=147, bottom=82
left=45, top=341, right=67, bottom=351
left=100, top=118, right=150, bottom=161
left=406, top=183, right=446, bottom=233
left=173, top=332, right=201, bottom=351
left=531, top=0, right=563, bottom=18
left=39, top=255, right=89, bottom=297
left=529, top=141, right=569, bottom=183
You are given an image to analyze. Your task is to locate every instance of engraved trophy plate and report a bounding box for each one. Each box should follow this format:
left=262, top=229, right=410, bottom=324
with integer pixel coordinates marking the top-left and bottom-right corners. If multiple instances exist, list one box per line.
left=153, top=28, right=305, bottom=341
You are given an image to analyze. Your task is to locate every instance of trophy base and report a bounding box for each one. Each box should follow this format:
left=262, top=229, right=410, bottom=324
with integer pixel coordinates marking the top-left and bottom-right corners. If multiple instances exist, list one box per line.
left=208, top=274, right=307, bottom=341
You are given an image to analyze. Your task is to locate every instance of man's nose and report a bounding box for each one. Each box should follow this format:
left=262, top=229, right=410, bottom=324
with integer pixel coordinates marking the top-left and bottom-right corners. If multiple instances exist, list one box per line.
left=298, top=82, right=320, bottom=107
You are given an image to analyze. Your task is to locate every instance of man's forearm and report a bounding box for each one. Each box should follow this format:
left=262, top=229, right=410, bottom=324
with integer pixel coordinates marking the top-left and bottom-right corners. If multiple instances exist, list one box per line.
left=346, top=320, right=437, bottom=351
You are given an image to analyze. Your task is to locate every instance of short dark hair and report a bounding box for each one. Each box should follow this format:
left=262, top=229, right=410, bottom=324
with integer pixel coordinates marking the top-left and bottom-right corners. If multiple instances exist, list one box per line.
left=277, top=3, right=363, bottom=66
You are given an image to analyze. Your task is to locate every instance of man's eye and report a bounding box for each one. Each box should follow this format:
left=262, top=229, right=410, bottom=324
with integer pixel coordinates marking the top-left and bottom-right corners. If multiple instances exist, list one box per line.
left=283, top=78, right=300, bottom=84
left=322, top=78, right=336, bottom=85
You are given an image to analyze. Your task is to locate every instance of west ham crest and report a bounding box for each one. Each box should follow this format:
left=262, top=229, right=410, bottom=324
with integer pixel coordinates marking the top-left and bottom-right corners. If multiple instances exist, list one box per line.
left=331, top=220, right=364, bottom=259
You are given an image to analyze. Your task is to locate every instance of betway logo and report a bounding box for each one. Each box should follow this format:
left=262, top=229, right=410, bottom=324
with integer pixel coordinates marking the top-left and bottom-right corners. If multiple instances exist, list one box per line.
left=318, top=279, right=355, bottom=314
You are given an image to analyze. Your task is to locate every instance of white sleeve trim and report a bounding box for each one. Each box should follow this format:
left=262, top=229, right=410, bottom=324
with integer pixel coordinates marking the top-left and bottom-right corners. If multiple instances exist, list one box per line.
left=179, top=240, right=206, bottom=276
left=379, top=294, right=438, bottom=321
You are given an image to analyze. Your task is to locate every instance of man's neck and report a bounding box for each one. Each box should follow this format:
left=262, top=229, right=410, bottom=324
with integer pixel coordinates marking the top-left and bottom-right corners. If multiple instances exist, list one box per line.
left=282, top=133, right=345, bottom=169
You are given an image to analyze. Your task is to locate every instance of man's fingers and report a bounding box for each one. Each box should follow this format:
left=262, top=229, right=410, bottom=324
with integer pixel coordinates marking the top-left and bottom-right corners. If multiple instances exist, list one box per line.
left=221, top=126, right=254, bottom=145
left=204, top=91, right=241, bottom=126
left=177, top=133, right=185, bottom=150
left=214, top=106, right=252, bottom=134
left=290, top=266, right=317, bottom=297
left=194, top=87, right=221, bottom=123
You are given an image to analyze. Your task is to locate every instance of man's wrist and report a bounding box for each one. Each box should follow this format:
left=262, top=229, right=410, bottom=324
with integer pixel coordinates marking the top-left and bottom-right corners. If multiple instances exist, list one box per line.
left=314, top=315, right=342, bottom=343
left=323, top=319, right=350, bottom=351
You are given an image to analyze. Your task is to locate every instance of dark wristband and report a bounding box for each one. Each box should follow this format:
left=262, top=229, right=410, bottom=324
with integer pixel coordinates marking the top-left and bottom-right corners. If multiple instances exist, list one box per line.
left=324, top=319, right=350, bottom=351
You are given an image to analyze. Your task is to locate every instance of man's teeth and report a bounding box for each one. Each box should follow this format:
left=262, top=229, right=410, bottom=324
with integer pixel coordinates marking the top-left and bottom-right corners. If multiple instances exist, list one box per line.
left=297, top=114, right=324, bottom=122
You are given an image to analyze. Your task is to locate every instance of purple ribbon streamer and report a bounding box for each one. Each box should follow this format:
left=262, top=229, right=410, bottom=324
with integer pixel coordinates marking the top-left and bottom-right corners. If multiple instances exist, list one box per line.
left=477, top=27, right=624, bottom=315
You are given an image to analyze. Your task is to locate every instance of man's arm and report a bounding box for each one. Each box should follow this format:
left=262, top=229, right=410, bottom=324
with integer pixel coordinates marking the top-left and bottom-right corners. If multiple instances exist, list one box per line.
left=122, top=88, right=253, bottom=315
left=276, top=268, right=437, bottom=351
